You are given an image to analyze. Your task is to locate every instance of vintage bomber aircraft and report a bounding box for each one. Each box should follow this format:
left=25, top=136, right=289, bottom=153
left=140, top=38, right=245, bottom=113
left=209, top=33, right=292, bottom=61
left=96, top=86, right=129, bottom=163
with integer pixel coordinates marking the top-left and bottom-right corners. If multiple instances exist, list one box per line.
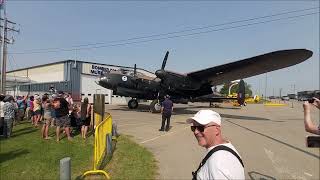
left=98, top=49, right=312, bottom=112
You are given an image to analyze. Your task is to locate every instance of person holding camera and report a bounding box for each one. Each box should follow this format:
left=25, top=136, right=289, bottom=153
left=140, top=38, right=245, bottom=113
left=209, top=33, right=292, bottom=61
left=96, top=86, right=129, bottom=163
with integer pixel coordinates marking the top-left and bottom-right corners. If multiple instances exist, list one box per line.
left=303, top=97, right=320, bottom=135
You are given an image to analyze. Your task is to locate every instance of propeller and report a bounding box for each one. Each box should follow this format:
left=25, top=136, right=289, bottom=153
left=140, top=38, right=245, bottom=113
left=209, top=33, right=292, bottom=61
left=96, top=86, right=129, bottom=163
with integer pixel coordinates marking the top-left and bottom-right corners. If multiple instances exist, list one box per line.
left=133, top=64, right=137, bottom=78
left=154, top=51, right=170, bottom=100
left=155, top=51, right=169, bottom=79
left=132, top=64, right=139, bottom=87
left=161, top=51, right=169, bottom=70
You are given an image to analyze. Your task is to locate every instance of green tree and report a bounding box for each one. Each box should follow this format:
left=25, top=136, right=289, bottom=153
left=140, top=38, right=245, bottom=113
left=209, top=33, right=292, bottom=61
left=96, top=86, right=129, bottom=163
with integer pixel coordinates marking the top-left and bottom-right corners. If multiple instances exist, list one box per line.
left=219, top=82, right=253, bottom=97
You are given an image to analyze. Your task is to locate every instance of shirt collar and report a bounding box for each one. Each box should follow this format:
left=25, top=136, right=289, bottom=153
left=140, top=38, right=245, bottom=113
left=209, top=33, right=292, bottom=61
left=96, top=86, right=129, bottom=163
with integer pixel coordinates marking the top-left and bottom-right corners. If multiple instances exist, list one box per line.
left=206, top=141, right=230, bottom=152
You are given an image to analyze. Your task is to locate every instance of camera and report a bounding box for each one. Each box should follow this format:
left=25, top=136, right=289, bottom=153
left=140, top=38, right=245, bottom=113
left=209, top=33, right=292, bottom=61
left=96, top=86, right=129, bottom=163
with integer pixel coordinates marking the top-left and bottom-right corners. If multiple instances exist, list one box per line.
left=307, top=98, right=315, bottom=103
left=306, top=136, right=320, bottom=148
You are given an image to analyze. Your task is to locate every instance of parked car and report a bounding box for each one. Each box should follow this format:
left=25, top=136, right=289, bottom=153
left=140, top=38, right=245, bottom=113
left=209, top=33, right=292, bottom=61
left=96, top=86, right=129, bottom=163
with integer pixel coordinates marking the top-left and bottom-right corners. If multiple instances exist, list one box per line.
left=269, top=96, right=276, bottom=99
left=281, top=96, right=290, bottom=101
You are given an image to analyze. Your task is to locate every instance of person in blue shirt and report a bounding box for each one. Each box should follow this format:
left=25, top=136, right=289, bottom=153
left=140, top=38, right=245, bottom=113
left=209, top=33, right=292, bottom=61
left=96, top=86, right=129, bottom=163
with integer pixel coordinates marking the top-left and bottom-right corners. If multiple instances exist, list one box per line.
left=159, top=95, right=173, bottom=132
left=16, top=95, right=28, bottom=122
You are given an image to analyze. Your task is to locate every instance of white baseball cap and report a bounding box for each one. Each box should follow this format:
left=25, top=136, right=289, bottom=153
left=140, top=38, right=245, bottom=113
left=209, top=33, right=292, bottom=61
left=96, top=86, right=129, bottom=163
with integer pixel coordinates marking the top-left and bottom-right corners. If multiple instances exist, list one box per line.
left=186, top=109, right=221, bottom=126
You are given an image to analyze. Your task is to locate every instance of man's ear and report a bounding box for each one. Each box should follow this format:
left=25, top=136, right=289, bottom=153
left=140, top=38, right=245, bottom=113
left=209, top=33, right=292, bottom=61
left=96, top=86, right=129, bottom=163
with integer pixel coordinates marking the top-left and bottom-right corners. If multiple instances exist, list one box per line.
left=215, top=126, right=221, bottom=136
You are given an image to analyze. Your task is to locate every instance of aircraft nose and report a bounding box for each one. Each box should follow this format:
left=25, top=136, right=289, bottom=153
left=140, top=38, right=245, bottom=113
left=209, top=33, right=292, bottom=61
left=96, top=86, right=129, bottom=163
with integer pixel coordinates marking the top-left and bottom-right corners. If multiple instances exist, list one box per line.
left=99, top=75, right=113, bottom=89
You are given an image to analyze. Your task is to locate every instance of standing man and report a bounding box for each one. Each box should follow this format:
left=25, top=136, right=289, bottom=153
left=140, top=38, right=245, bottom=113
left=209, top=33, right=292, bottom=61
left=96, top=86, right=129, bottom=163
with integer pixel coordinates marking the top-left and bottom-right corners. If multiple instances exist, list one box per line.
left=186, top=109, right=244, bottom=180
left=52, top=95, right=72, bottom=141
left=159, top=95, right=173, bottom=132
left=3, top=95, right=17, bottom=138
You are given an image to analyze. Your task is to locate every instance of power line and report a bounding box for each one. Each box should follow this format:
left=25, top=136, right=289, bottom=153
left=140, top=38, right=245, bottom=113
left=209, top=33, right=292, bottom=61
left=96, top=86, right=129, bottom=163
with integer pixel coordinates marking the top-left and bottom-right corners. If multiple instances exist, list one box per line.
left=10, top=6, right=319, bottom=53
left=85, top=12, right=319, bottom=50
left=10, top=8, right=319, bottom=55
left=8, top=54, right=19, bottom=71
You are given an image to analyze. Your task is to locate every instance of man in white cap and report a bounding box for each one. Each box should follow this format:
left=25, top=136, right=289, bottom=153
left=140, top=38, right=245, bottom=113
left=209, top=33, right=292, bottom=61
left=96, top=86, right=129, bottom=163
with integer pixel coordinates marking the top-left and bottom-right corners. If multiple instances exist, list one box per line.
left=187, top=109, right=244, bottom=180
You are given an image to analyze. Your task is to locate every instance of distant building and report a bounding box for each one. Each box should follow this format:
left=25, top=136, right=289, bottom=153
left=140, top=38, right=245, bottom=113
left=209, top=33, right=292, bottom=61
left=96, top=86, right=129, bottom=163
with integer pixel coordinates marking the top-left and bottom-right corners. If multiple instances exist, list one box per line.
left=5, top=60, right=155, bottom=104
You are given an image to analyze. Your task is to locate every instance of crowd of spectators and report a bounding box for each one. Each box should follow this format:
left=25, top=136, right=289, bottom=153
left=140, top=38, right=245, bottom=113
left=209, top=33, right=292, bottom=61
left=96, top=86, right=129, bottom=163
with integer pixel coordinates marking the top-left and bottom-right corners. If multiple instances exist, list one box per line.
left=0, top=92, right=92, bottom=141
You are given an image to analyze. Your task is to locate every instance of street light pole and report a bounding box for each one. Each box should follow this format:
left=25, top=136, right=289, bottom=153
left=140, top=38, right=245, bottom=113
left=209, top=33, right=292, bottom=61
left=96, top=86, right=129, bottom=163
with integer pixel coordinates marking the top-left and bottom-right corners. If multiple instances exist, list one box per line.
left=265, top=73, right=267, bottom=101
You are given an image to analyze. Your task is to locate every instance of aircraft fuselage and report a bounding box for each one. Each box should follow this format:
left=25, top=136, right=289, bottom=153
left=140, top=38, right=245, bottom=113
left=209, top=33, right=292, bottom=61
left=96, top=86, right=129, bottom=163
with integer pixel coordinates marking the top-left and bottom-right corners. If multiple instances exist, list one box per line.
left=98, top=71, right=212, bottom=101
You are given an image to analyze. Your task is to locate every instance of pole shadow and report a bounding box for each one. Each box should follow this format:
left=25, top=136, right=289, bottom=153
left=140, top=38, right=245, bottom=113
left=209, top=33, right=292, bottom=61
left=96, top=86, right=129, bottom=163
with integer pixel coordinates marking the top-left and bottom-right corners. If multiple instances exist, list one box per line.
left=0, top=149, right=30, bottom=163
left=248, top=171, right=277, bottom=180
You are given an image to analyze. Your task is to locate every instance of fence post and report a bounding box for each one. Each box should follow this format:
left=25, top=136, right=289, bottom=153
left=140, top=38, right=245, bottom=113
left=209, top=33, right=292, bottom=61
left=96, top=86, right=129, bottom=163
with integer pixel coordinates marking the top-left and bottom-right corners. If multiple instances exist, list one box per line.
left=60, top=157, right=71, bottom=180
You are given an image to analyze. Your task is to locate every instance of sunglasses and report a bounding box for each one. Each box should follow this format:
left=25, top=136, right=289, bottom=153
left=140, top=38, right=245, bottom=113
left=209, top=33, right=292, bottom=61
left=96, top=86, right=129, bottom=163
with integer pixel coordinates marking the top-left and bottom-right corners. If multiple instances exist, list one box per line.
left=190, top=125, right=217, bottom=132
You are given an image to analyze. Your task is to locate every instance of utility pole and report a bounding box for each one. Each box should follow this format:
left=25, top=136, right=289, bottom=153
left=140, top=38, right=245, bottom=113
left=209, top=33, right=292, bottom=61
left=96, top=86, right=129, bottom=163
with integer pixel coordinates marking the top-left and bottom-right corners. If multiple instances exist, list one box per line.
left=0, top=1, right=19, bottom=94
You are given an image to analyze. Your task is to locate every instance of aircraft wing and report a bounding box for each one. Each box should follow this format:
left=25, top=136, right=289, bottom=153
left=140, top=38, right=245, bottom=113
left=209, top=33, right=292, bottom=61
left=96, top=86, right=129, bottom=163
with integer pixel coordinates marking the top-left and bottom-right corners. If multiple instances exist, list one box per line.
left=187, top=49, right=313, bottom=86
left=191, top=94, right=237, bottom=102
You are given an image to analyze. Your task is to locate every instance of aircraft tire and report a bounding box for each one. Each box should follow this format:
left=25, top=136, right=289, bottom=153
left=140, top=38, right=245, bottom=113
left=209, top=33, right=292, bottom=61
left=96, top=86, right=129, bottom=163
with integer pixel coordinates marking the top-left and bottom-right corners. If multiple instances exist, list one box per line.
left=150, top=100, right=161, bottom=113
left=128, top=99, right=138, bottom=109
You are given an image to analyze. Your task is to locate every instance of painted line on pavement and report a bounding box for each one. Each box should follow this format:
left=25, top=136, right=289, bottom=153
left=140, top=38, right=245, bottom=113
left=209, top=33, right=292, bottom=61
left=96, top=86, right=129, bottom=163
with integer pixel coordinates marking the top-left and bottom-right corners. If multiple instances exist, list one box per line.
left=118, top=123, right=151, bottom=127
left=140, top=125, right=190, bottom=144
left=304, top=172, right=312, bottom=177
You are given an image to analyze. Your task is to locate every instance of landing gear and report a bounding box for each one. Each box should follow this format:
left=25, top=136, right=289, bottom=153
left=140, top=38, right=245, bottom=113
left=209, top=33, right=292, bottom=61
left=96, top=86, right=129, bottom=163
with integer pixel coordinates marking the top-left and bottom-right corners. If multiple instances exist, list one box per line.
left=150, top=99, right=161, bottom=113
left=128, top=99, right=138, bottom=109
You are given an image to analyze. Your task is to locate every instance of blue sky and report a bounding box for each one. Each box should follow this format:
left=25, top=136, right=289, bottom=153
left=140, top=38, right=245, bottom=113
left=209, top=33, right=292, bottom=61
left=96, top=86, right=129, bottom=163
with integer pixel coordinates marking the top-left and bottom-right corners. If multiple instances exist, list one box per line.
left=5, top=1, right=319, bottom=96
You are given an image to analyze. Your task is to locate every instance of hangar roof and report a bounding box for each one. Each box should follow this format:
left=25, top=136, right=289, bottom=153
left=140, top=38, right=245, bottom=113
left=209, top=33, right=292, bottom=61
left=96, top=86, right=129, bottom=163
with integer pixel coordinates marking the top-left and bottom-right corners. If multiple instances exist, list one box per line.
left=7, top=59, right=154, bottom=74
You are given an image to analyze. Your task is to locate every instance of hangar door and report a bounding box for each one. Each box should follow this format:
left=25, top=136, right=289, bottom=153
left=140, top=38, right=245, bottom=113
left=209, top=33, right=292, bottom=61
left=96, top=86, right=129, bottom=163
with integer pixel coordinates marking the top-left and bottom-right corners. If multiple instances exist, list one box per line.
left=80, top=74, right=111, bottom=104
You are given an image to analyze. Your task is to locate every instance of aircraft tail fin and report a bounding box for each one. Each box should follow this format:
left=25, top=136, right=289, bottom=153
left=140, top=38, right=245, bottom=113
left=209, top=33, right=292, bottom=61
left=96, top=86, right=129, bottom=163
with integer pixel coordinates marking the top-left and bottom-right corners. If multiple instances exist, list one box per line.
left=237, top=79, right=245, bottom=105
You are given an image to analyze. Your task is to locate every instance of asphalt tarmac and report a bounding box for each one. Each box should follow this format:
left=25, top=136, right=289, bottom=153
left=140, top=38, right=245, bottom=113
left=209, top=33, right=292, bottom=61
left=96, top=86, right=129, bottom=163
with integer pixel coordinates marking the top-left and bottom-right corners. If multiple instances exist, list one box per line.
left=106, top=101, right=320, bottom=180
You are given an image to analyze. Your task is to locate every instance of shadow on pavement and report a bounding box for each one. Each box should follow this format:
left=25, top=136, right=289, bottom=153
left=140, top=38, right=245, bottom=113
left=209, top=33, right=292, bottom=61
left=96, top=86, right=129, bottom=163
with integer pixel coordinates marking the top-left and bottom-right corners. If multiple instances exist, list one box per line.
left=225, top=119, right=320, bottom=159
left=108, top=104, right=151, bottom=112
left=248, top=171, right=276, bottom=180
left=108, top=104, right=281, bottom=122
left=188, top=104, right=241, bottom=110
left=221, top=114, right=271, bottom=121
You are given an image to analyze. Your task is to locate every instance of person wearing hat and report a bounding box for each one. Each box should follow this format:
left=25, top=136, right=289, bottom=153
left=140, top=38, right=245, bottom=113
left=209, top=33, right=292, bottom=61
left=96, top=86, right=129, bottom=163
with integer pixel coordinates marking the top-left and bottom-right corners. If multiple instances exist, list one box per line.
left=159, top=95, right=173, bottom=132
left=187, top=110, right=244, bottom=180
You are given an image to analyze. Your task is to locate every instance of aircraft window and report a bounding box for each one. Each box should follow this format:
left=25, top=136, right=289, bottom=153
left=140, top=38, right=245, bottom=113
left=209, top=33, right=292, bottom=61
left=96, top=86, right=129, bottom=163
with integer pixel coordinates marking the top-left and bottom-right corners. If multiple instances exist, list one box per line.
left=105, top=94, right=108, bottom=96
left=88, top=94, right=92, bottom=96
left=81, top=94, right=85, bottom=96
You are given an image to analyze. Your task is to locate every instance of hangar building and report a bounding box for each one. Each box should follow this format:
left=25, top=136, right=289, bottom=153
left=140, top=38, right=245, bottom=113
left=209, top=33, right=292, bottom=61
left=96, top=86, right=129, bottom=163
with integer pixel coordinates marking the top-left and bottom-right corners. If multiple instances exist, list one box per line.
left=5, top=60, right=155, bottom=104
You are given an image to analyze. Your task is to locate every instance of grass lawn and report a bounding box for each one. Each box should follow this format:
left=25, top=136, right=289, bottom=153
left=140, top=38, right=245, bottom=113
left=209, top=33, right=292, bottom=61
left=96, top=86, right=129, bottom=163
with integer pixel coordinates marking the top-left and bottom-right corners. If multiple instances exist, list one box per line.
left=104, top=135, right=158, bottom=180
left=1, top=121, right=158, bottom=180
left=0, top=121, right=94, bottom=180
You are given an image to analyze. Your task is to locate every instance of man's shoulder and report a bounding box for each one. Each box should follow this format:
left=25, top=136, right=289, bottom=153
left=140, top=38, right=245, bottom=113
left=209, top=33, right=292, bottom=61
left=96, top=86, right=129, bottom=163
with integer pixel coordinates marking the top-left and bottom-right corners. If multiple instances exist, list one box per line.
left=56, top=97, right=68, bottom=103
left=208, top=144, right=241, bottom=162
left=163, top=99, right=173, bottom=104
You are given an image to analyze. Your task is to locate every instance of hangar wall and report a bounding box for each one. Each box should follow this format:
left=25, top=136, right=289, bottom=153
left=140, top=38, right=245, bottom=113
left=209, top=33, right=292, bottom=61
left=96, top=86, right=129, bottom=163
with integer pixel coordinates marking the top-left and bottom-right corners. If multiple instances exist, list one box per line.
left=6, top=60, right=155, bottom=106
left=7, top=63, right=64, bottom=82
left=64, top=61, right=81, bottom=101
